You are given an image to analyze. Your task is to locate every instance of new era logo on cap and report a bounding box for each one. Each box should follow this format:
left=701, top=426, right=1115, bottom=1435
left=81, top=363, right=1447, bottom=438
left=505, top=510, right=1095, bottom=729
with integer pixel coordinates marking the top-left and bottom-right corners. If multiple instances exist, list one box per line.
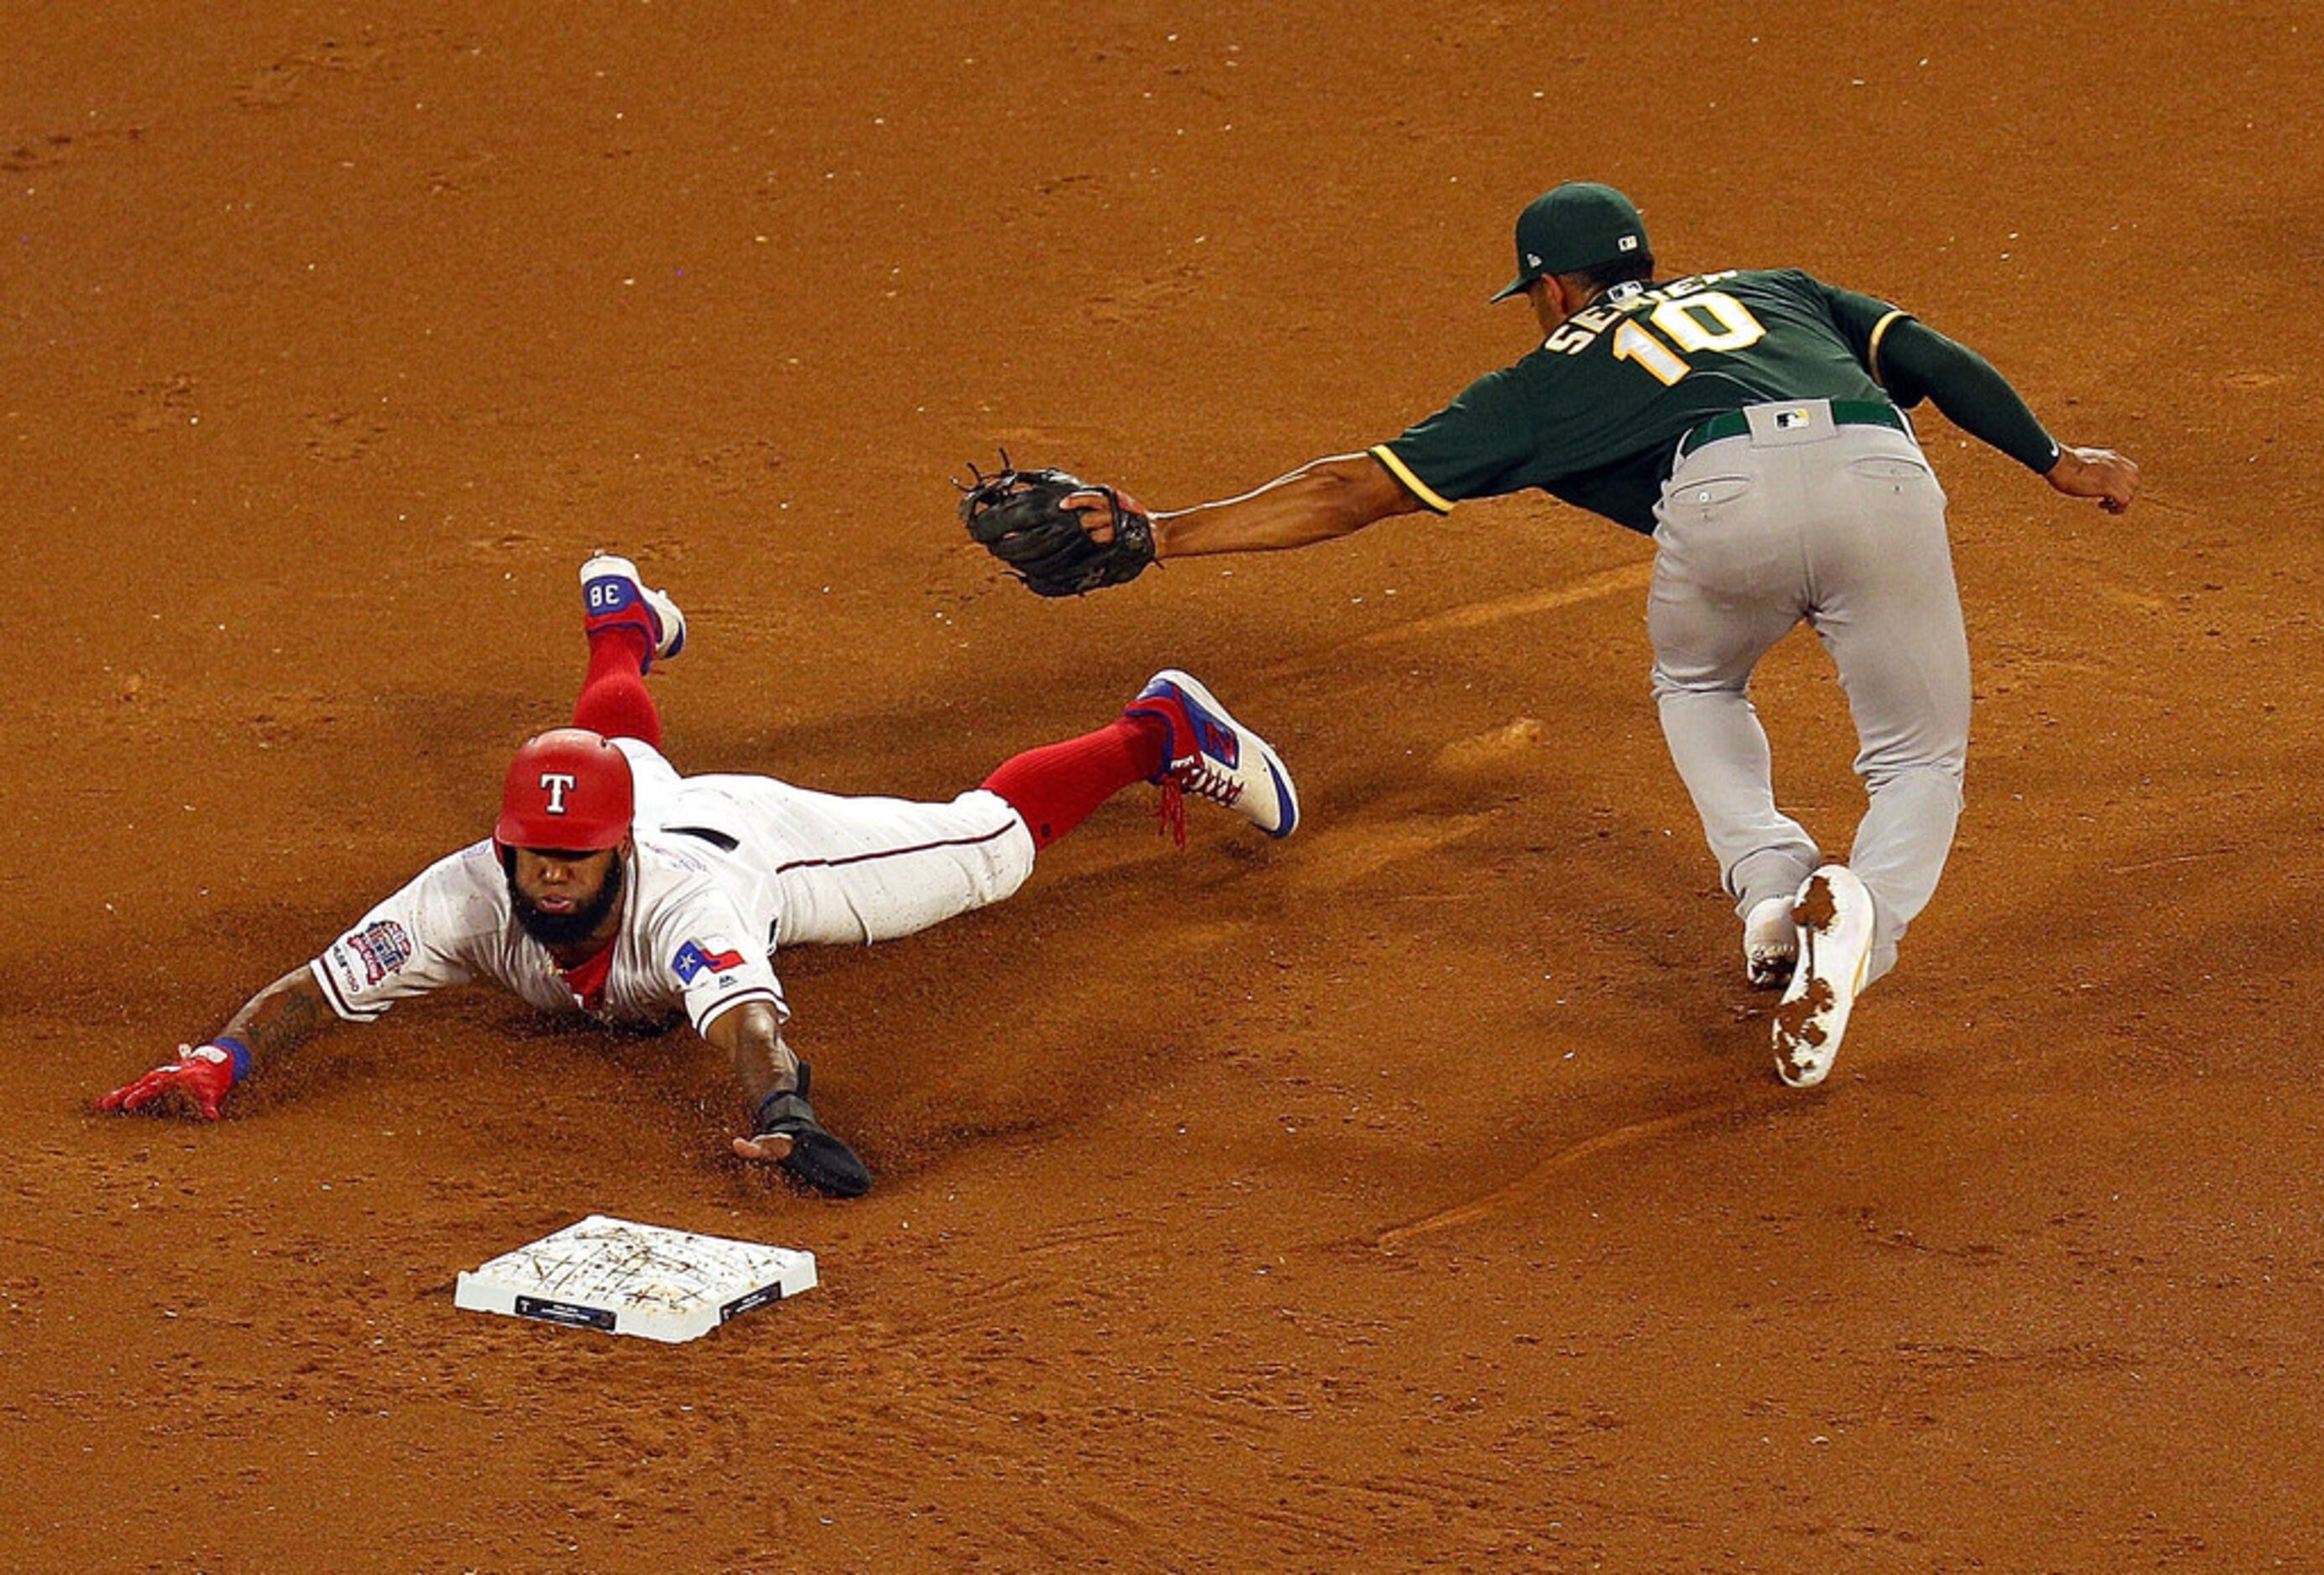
left=1526, top=252, right=1542, bottom=268
left=1617, top=234, right=1639, bottom=252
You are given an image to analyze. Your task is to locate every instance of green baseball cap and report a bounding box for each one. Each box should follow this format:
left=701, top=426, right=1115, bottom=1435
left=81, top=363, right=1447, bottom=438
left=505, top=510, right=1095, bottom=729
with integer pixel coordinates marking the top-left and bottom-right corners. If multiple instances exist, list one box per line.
left=1489, top=182, right=1649, bottom=302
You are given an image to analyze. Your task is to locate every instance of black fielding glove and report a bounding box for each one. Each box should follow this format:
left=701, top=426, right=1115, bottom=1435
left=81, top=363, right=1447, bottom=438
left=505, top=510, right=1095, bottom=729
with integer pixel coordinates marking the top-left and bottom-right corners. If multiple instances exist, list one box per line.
left=959, top=455, right=1157, bottom=598
left=752, top=1064, right=871, bottom=1198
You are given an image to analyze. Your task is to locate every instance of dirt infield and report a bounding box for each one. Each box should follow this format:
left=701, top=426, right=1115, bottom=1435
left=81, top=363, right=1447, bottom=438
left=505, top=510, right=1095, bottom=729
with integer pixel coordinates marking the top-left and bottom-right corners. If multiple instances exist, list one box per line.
left=9, top=2, right=2322, bottom=1568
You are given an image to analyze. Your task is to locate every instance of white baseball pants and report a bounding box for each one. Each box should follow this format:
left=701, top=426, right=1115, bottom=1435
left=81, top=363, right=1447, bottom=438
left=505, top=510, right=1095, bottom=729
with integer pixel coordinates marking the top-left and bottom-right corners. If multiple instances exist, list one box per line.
left=1648, top=400, right=1970, bottom=986
left=616, top=740, right=1037, bottom=947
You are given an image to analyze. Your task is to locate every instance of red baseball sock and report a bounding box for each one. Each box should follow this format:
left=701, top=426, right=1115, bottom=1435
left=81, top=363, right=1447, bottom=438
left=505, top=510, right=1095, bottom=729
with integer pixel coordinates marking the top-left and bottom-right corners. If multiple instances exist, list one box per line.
left=982, top=714, right=1171, bottom=850
left=571, top=626, right=662, bottom=747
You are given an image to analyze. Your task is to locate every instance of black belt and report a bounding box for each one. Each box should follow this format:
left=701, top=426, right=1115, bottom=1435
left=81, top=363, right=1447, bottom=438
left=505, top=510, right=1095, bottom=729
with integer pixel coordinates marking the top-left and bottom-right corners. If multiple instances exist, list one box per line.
left=1677, top=399, right=1906, bottom=460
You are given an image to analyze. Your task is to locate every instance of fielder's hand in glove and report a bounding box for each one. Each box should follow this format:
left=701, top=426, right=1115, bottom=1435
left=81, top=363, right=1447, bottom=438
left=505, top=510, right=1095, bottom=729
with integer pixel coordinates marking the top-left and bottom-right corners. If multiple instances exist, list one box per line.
left=959, top=455, right=1157, bottom=598
left=730, top=1062, right=871, bottom=1198
left=97, top=1039, right=251, bottom=1121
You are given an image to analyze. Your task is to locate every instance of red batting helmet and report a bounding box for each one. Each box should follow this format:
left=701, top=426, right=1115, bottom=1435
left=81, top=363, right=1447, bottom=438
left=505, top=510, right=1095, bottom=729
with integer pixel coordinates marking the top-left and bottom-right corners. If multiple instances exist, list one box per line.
left=494, top=728, right=634, bottom=850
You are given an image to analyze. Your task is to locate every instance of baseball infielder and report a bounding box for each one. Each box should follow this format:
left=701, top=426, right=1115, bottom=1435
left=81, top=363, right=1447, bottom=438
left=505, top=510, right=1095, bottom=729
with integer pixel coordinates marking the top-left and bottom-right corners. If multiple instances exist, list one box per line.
left=98, top=554, right=1298, bottom=1194
left=975, top=182, right=2137, bottom=1087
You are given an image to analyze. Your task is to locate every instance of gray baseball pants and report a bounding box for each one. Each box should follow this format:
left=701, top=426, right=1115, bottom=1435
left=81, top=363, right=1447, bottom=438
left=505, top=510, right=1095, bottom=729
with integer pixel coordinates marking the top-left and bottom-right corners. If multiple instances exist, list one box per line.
left=1647, top=399, right=1968, bottom=986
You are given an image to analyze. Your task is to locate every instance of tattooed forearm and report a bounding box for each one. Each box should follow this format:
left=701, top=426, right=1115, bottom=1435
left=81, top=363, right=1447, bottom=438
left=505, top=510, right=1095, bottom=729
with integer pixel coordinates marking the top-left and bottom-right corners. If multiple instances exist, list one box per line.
left=219, top=967, right=333, bottom=1073
left=701, top=1000, right=799, bottom=1107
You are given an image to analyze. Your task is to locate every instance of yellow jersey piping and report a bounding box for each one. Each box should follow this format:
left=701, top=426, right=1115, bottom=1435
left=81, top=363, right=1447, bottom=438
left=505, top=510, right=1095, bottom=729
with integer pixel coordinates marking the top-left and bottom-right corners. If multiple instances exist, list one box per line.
left=1866, top=309, right=1905, bottom=387
left=1368, top=444, right=1454, bottom=514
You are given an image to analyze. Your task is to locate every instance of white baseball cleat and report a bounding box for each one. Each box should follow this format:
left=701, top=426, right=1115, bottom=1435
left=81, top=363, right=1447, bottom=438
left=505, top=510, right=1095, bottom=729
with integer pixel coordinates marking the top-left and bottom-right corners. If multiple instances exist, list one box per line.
left=1126, top=668, right=1298, bottom=838
left=1771, top=863, right=1875, bottom=1089
left=580, top=553, right=687, bottom=671
left=1743, top=893, right=1798, bottom=989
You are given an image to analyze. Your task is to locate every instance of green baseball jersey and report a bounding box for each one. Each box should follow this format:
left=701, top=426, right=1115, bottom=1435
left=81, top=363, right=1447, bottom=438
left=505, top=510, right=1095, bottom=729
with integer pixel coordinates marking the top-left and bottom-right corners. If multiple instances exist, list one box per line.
left=1372, top=268, right=1912, bottom=533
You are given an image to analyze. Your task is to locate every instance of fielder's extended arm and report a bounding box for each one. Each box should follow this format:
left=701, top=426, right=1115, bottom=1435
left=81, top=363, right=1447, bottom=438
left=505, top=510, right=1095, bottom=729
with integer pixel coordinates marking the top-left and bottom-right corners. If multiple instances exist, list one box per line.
left=96, top=966, right=335, bottom=1120
left=1150, top=453, right=1425, bottom=559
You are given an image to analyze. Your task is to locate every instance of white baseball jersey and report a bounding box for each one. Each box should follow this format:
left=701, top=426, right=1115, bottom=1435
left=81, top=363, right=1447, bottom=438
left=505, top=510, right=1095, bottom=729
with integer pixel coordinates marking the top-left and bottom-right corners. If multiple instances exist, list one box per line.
left=309, top=741, right=1036, bottom=1036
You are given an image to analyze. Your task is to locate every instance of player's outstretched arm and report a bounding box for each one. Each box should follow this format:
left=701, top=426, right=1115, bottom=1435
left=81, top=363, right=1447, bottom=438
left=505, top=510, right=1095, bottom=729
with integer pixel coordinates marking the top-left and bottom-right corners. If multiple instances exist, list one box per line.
left=96, top=966, right=334, bottom=1120
left=709, top=1001, right=802, bottom=1145
left=1869, top=315, right=2138, bottom=514
left=1152, top=453, right=1425, bottom=559
left=704, top=1003, right=871, bottom=1196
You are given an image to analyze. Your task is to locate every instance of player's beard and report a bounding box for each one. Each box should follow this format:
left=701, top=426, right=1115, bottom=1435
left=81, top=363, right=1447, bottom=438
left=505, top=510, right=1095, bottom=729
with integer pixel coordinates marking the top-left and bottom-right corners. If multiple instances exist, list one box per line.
left=507, top=855, right=626, bottom=949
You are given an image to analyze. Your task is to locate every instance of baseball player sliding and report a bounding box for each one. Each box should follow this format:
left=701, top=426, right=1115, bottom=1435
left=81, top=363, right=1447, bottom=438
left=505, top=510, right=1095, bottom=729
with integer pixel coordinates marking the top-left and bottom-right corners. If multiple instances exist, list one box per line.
left=98, top=554, right=1298, bottom=1195
left=965, top=181, right=2138, bottom=1088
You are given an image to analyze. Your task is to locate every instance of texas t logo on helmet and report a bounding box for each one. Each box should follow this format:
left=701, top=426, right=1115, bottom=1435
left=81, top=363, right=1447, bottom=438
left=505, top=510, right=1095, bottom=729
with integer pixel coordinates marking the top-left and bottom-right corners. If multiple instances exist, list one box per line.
left=495, top=727, right=635, bottom=850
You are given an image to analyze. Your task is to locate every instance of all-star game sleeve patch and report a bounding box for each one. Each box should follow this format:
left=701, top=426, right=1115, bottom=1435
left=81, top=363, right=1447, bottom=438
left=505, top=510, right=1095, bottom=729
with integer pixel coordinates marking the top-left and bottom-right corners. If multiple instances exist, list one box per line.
left=348, top=919, right=413, bottom=983
left=316, top=919, right=413, bottom=1020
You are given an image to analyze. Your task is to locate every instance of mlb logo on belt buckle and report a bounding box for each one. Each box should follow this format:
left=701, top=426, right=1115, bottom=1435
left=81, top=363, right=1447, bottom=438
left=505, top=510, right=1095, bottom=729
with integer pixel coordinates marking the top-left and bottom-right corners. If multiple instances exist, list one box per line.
left=1774, top=407, right=1813, bottom=430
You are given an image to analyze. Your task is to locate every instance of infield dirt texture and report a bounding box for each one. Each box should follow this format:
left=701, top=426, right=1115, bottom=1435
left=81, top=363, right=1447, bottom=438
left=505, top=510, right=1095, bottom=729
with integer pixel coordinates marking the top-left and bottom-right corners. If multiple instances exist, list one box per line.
left=8, top=3, right=2321, bottom=1570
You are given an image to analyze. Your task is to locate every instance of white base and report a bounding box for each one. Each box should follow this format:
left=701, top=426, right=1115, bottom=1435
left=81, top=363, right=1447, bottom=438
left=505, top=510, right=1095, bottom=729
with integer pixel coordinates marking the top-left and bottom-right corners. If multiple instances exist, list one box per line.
left=454, top=1214, right=817, bottom=1343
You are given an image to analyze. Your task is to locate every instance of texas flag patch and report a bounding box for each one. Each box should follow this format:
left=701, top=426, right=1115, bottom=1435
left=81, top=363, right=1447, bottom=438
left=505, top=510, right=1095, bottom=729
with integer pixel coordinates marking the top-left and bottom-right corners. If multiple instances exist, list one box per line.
left=672, top=938, right=747, bottom=983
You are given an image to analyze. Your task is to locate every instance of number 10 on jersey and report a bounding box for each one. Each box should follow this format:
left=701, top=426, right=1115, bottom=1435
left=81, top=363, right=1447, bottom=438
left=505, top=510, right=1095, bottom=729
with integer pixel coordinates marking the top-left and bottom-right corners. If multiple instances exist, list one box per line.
left=1612, top=292, right=1766, bottom=387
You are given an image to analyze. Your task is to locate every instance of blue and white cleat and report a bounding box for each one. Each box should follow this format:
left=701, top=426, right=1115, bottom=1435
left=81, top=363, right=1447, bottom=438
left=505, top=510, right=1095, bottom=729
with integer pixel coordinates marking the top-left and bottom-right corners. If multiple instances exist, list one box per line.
left=1772, top=863, right=1876, bottom=1088
left=580, top=553, right=687, bottom=671
left=1126, top=668, right=1298, bottom=839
